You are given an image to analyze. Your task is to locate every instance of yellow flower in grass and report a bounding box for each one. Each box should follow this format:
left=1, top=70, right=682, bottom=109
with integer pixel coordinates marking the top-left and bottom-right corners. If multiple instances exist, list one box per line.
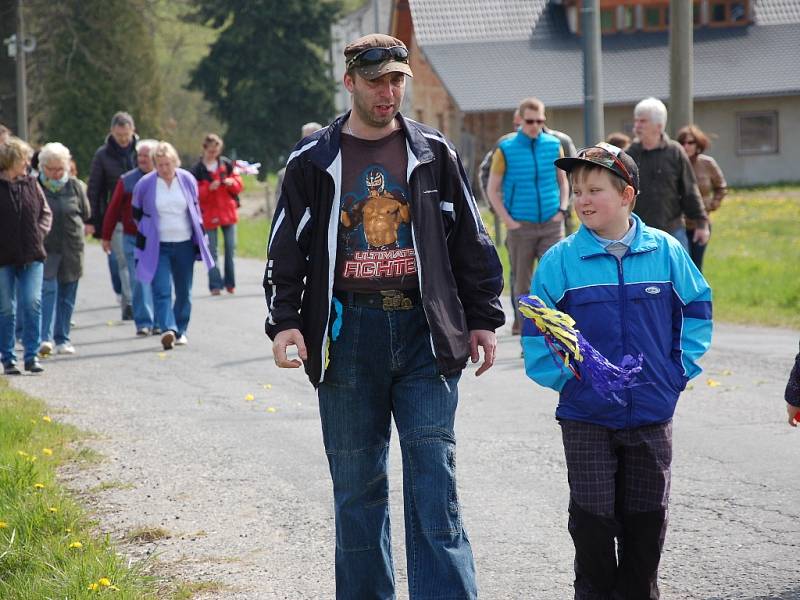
left=69, top=540, right=83, bottom=549
left=87, top=582, right=99, bottom=591
left=98, top=577, right=112, bottom=586
left=42, top=448, right=53, bottom=456
left=48, top=507, right=58, bottom=513
left=17, top=450, right=29, bottom=457
left=33, top=482, right=45, bottom=489
left=65, top=527, right=72, bottom=533
left=42, top=415, right=52, bottom=423
left=0, top=521, right=8, bottom=528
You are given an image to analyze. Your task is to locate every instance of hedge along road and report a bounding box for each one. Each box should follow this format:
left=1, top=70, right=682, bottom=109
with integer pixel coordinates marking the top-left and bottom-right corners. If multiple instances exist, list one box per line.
left=8, top=244, right=800, bottom=600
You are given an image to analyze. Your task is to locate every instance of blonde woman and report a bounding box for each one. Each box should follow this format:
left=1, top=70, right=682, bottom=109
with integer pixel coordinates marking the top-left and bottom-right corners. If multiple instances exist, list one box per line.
left=0, top=137, right=52, bottom=374
left=131, top=142, right=214, bottom=350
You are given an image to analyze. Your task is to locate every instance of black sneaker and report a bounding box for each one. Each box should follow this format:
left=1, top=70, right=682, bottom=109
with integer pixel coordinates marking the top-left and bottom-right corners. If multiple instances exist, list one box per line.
left=122, top=304, right=134, bottom=321
left=24, top=358, right=44, bottom=373
left=152, top=327, right=162, bottom=335
left=3, top=362, right=21, bottom=375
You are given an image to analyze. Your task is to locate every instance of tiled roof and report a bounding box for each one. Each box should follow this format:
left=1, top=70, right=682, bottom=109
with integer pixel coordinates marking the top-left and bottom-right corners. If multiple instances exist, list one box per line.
left=753, top=0, right=800, bottom=24
left=413, top=1, right=800, bottom=112
left=409, top=0, right=548, bottom=44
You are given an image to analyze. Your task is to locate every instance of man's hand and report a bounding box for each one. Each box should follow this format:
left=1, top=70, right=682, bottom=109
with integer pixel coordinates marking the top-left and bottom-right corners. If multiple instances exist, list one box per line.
left=786, top=402, right=800, bottom=427
left=101, top=239, right=112, bottom=255
left=272, top=328, right=308, bottom=368
left=550, top=210, right=566, bottom=223
left=223, top=177, right=234, bottom=187
left=505, top=218, right=521, bottom=231
left=693, top=226, right=710, bottom=246
left=469, top=329, right=497, bottom=376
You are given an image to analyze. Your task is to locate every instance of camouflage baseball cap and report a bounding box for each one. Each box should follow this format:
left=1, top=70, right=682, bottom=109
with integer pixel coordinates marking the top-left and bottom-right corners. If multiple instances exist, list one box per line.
left=344, top=34, right=413, bottom=80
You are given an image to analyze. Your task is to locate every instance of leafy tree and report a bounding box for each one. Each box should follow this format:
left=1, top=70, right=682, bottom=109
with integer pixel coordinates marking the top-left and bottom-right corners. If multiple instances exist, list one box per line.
left=186, top=0, right=341, bottom=173
left=28, top=0, right=161, bottom=175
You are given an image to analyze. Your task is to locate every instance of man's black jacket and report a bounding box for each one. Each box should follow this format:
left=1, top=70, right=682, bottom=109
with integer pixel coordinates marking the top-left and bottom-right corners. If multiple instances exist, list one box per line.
left=264, top=112, right=505, bottom=387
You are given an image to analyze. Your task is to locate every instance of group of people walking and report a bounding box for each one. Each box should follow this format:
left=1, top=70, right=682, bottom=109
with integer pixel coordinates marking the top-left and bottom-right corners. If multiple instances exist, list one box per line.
left=0, top=115, right=244, bottom=374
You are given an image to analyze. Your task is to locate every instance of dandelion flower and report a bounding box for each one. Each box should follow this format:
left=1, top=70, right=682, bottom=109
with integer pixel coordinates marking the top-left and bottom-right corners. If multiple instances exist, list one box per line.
left=42, top=448, right=53, bottom=456
left=87, top=582, right=99, bottom=591
left=263, top=383, right=272, bottom=390
left=17, top=450, right=28, bottom=457
left=98, top=577, right=112, bottom=586
left=706, top=378, right=721, bottom=387
left=267, top=407, right=277, bottom=413
left=42, top=415, right=52, bottom=423
left=48, top=507, right=58, bottom=513
left=245, top=393, right=255, bottom=401
left=157, top=352, right=167, bottom=359
left=65, top=527, right=72, bottom=533
left=0, top=521, right=8, bottom=528
left=69, top=541, right=83, bottom=549
left=34, top=483, right=45, bottom=489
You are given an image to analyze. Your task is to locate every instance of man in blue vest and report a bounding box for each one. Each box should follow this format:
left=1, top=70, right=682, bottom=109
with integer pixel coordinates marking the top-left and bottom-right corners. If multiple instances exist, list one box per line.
left=486, top=97, right=570, bottom=335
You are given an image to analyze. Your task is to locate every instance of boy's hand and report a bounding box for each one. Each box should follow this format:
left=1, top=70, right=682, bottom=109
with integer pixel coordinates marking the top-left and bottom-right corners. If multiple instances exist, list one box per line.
left=786, top=402, right=800, bottom=427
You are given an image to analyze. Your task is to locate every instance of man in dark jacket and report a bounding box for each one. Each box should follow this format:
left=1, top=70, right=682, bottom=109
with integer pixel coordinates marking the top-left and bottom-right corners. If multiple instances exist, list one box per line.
left=86, top=111, right=138, bottom=319
left=627, top=97, right=708, bottom=250
left=264, top=33, right=504, bottom=600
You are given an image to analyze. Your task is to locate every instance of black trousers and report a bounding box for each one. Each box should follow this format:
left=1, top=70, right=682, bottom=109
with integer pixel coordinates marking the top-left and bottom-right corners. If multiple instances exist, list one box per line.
left=560, top=420, right=672, bottom=600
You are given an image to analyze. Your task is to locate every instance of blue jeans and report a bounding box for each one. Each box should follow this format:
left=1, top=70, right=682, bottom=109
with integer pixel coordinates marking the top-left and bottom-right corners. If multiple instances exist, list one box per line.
left=123, top=233, right=155, bottom=329
left=668, top=226, right=690, bottom=252
left=686, top=224, right=710, bottom=272
left=108, top=245, right=122, bottom=296
left=0, top=262, right=44, bottom=365
left=40, top=278, right=79, bottom=345
left=152, top=240, right=195, bottom=337
left=207, top=224, right=236, bottom=290
left=318, top=303, right=477, bottom=599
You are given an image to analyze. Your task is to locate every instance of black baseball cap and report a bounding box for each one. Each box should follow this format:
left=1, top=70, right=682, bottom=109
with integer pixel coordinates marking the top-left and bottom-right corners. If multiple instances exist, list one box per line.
left=555, top=142, right=639, bottom=193
left=344, top=34, right=413, bottom=80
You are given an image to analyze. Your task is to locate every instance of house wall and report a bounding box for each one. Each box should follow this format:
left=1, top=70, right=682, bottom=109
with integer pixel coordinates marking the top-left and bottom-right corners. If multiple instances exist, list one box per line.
left=519, top=97, right=800, bottom=186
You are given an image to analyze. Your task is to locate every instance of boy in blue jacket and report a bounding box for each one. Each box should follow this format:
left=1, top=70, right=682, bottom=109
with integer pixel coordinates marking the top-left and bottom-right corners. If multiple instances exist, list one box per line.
left=522, top=143, right=712, bottom=599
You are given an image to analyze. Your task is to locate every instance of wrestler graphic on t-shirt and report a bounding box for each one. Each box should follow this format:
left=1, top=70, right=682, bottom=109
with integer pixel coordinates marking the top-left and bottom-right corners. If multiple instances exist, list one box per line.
left=340, top=167, right=411, bottom=250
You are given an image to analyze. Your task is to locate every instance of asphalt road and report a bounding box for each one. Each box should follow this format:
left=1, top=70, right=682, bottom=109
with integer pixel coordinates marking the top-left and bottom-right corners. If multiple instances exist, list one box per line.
left=8, top=245, right=800, bottom=599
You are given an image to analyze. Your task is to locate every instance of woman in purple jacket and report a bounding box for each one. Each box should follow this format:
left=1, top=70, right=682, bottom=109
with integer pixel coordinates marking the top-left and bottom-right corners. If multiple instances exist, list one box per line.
left=132, top=142, right=213, bottom=350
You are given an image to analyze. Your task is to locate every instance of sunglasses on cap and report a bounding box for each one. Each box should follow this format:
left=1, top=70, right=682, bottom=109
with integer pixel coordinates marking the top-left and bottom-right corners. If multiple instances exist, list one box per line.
left=347, top=45, right=409, bottom=70
left=524, top=118, right=546, bottom=125
left=577, top=143, right=634, bottom=188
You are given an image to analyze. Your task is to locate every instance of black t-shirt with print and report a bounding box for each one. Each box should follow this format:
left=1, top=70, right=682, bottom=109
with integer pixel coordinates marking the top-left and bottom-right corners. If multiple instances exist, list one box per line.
left=334, top=129, right=418, bottom=293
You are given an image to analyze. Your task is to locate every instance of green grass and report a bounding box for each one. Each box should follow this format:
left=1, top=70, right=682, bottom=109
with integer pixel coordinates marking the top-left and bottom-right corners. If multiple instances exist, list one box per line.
left=235, top=186, right=800, bottom=328
left=0, top=381, right=218, bottom=598
left=703, top=188, right=800, bottom=327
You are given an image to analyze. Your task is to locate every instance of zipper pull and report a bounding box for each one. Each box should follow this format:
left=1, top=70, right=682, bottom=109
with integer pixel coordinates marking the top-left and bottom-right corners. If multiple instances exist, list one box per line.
left=440, top=374, right=452, bottom=394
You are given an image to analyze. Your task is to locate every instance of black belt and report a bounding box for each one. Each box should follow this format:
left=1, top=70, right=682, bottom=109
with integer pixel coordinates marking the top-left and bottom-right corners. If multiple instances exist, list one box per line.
left=334, top=289, right=420, bottom=311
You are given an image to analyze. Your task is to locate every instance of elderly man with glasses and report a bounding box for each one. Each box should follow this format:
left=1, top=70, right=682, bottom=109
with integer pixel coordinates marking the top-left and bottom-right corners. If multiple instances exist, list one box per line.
left=486, top=96, right=570, bottom=336
left=627, top=97, right=709, bottom=251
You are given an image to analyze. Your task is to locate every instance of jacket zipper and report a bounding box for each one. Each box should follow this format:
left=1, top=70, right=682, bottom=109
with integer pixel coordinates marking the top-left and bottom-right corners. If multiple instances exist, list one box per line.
left=615, top=253, right=634, bottom=426
left=531, top=137, right=540, bottom=222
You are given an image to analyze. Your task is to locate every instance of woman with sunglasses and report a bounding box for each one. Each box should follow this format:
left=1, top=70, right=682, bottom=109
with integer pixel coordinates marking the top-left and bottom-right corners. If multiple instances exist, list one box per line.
left=676, top=125, right=727, bottom=271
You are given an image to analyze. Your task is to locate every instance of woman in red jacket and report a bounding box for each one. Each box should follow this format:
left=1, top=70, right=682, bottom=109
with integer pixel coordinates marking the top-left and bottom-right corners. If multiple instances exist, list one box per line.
left=190, top=134, right=243, bottom=295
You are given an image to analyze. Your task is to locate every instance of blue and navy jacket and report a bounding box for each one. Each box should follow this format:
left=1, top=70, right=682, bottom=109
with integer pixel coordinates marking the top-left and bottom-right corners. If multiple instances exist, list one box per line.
left=497, top=130, right=561, bottom=223
left=522, top=214, right=712, bottom=429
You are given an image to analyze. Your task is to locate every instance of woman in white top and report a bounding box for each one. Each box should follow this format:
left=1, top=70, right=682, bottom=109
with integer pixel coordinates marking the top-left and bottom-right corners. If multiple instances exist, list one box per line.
left=131, top=142, right=214, bottom=350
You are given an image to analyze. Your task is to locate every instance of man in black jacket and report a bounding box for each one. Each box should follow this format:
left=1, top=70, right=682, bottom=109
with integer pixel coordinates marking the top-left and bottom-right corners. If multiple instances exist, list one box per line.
left=264, top=34, right=504, bottom=600
left=87, top=111, right=138, bottom=319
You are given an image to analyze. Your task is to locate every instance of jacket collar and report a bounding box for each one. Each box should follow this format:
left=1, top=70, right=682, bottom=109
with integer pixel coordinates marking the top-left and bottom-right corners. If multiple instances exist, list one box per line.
left=308, top=111, right=434, bottom=172
left=573, top=212, right=658, bottom=259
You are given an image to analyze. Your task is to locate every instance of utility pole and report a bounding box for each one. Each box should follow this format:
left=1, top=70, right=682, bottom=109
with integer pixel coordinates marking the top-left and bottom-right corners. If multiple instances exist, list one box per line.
left=669, top=0, right=693, bottom=135
left=581, top=0, right=604, bottom=146
left=15, top=0, right=28, bottom=140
